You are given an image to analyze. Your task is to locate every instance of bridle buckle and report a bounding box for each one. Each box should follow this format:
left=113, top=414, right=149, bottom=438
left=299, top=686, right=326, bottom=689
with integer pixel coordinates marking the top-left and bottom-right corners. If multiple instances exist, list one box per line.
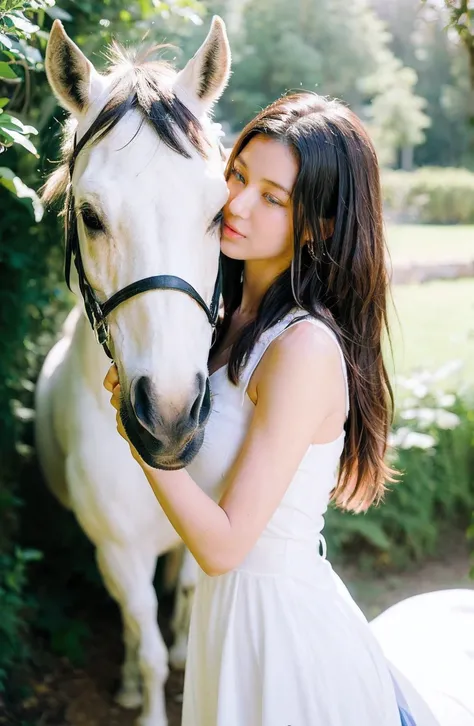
left=93, top=318, right=110, bottom=347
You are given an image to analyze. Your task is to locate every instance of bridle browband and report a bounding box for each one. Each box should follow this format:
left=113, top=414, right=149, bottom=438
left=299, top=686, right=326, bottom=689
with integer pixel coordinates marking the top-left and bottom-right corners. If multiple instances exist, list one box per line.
left=64, top=120, right=223, bottom=360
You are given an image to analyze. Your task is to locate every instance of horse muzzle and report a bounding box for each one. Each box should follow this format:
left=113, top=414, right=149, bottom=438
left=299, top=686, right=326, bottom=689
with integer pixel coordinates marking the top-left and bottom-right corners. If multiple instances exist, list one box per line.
left=121, top=373, right=211, bottom=469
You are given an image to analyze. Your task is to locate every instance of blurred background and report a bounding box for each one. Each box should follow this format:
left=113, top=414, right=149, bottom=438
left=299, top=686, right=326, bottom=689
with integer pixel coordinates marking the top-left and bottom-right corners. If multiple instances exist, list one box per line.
left=0, top=0, right=473, bottom=724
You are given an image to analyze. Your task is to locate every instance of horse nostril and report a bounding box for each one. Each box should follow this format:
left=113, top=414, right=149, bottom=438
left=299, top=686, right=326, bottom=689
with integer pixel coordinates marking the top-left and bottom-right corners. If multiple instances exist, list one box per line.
left=189, top=373, right=210, bottom=426
left=130, top=375, right=157, bottom=432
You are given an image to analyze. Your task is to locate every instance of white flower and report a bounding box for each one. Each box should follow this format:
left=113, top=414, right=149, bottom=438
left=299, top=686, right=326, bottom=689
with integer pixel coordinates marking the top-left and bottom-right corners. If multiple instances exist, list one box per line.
left=390, top=427, right=436, bottom=450
left=400, top=408, right=436, bottom=426
left=437, top=394, right=456, bottom=408
left=389, top=428, right=409, bottom=447
left=400, top=407, right=460, bottom=430
left=400, top=432, right=436, bottom=450
left=434, top=410, right=461, bottom=429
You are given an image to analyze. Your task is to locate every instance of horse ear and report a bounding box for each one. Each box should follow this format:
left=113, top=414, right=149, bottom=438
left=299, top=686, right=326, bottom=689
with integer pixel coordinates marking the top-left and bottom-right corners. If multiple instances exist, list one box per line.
left=173, top=16, right=231, bottom=114
left=45, top=20, right=102, bottom=115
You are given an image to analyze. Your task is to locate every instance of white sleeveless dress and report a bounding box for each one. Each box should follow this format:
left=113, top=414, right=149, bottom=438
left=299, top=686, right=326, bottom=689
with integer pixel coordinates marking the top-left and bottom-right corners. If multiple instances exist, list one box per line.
left=183, top=309, right=439, bottom=726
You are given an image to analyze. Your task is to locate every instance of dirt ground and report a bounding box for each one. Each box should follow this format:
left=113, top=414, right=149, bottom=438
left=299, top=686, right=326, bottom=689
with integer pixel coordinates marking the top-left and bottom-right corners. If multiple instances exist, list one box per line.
left=2, top=534, right=472, bottom=726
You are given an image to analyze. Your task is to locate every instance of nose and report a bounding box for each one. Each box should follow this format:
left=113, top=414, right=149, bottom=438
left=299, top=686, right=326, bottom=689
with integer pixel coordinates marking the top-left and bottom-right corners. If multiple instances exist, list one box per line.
left=129, top=373, right=211, bottom=450
left=228, top=187, right=253, bottom=218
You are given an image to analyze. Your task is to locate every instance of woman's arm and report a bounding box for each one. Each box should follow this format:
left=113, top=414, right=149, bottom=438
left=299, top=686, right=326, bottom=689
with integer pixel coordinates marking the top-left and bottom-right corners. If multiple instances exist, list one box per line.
left=106, top=323, right=342, bottom=576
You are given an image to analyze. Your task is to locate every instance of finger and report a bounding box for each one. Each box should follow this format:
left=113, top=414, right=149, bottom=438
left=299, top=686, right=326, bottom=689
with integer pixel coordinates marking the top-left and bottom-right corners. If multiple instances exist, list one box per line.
left=116, top=411, right=127, bottom=439
left=103, top=364, right=119, bottom=392
left=110, top=386, right=122, bottom=409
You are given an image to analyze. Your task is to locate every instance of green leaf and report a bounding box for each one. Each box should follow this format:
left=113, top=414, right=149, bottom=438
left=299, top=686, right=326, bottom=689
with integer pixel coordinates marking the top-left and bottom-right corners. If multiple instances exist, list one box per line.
left=0, top=33, right=13, bottom=50
left=342, top=517, right=392, bottom=551
left=0, top=126, right=38, bottom=156
left=0, top=114, right=37, bottom=135
left=0, top=98, right=9, bottom=109
left=0, top=166, right=16, bottom=181
left=6, top=13, right=40, bottom=35
left=0, top=167, right=44, bottom=221
left=18, top=549, right=42, bottom=563
left=0, top=61, right=17, bottom=79
left=44, top=6, right=73, bottom=21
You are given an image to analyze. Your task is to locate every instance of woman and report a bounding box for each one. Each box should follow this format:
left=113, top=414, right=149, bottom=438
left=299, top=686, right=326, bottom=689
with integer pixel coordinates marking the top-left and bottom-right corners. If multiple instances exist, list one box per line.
left=105, top=93, right=438, bottom=725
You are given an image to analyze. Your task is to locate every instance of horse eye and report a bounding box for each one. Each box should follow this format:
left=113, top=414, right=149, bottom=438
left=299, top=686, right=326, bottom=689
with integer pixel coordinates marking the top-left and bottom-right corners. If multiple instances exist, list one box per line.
left=81, top=205, right=105, bottom=233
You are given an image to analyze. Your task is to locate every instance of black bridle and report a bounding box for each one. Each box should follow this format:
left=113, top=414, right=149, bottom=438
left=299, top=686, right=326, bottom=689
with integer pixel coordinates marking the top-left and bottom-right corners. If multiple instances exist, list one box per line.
left=64, top=126, right=223, bottom=360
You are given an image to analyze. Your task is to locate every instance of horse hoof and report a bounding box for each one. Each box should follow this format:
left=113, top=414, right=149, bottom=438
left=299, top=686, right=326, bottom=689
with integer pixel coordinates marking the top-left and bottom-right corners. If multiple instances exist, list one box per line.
left=115, top=688, right=143, bottom=709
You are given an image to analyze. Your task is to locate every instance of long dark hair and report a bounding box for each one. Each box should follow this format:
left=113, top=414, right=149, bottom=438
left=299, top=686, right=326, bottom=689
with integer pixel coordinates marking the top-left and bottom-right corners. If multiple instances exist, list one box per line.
left=213, top=92, right=396, bottom=512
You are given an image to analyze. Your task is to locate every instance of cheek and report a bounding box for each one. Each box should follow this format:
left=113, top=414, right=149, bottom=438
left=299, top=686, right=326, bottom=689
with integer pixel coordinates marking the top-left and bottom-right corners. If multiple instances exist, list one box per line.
left=260, top=208, right=292, bottom=249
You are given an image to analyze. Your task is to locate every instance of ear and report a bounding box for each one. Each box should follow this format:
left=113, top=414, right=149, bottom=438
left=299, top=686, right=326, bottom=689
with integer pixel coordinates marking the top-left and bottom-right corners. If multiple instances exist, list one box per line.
left=45, top=20, right=103, bottom=115
left=173, top=15, right=231, bottom=114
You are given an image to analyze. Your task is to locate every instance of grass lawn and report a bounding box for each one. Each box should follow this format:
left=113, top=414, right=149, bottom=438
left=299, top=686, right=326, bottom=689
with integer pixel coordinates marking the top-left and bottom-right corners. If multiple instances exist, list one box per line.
left=386, top=224, right=473, bottom=265
left=388, top=278, right=474, bottom=386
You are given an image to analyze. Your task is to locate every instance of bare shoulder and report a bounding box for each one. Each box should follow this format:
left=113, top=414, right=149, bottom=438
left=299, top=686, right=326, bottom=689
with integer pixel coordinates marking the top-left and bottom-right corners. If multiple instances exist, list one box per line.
left=263, top=320, right=340, bottom=377
left=248, top=319, right=342, bottom=405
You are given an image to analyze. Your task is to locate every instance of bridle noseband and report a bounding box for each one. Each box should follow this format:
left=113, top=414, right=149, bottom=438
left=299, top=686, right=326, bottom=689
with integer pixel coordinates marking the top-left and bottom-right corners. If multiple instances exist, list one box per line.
left=65, top=125, right=223, bottom=360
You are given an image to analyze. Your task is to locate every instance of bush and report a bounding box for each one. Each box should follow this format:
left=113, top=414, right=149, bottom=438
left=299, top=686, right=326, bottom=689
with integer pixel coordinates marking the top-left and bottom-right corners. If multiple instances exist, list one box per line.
left=382, top=167, right=474, bottom=224
left=0, top=0, right=69, bottom=690
left=326, top=364, right=474, bottom=570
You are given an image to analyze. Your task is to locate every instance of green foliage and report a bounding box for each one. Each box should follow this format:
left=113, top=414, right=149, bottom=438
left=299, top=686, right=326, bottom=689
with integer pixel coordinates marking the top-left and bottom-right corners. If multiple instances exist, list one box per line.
left=0, top=0, right=51, bottom=213
left=326, top=367, right=474, bottom=570
left=363, top=61, right=430, bottom=168
left=435, top=0, right=474, bottom=91
left=382, top=167, right=474, bottom=223
left=200, top=0, right=428, bottom=146
left=55, top=0, right=205, bottom=57
left=0, top=547, right=42, bottom=692
left=0, top=0, right=61, bottom=688
left=369, top=0, right=473, bottom=169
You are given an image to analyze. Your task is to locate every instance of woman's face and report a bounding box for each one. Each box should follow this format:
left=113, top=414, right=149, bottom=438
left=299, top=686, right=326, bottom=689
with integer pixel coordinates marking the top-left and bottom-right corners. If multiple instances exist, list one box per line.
left=221, top=135, right=298, bottom=266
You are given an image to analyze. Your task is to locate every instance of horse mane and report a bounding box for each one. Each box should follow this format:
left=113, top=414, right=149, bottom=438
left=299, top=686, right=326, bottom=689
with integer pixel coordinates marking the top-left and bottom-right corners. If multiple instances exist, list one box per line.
left=42, top=42, right=208, bottom=205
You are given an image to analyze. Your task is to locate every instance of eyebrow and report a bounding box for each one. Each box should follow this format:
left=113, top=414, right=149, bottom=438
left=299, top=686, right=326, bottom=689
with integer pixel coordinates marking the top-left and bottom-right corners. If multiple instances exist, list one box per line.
left=236, top=155, right=292, bottom=196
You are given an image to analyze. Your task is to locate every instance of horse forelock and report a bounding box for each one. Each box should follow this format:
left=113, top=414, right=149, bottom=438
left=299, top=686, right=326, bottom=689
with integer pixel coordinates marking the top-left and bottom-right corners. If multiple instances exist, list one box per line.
left=42, top=43, right=210, bottom=207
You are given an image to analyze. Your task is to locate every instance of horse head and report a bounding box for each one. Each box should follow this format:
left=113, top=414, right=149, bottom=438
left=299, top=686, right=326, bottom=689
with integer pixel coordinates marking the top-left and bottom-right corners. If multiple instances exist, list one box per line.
left=45, top=18, right=231, bottom=469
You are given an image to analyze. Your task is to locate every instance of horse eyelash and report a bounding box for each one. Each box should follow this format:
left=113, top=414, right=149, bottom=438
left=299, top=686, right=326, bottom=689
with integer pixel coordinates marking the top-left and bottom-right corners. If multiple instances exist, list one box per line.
left=207, top=209, right=224, bottom=234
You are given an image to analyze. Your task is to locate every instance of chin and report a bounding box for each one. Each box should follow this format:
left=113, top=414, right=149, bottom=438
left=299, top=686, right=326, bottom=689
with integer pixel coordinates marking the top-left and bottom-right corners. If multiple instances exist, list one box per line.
left=220, top=237, right=246, bottom=260
left=122, top=410, right=205, bottom=471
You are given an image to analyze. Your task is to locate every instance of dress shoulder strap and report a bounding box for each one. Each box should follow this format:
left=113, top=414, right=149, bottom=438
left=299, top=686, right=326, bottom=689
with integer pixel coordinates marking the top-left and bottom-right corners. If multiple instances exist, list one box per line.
left=240, top=309, right=350, bottom=418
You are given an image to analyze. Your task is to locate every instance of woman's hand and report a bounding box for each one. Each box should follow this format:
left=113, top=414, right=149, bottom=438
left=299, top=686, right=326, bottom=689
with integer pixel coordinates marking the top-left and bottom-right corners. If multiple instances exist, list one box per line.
left=103, top=364, right=142, bottom=464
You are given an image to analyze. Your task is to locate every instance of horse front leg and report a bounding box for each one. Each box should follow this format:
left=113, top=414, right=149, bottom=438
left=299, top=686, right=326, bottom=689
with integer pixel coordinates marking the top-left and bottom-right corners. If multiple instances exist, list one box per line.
left=168, top=547, right=199, bottom=671
left=96, top=544, right=169, bottom=726
left=115, top=617, right=142, bottom=709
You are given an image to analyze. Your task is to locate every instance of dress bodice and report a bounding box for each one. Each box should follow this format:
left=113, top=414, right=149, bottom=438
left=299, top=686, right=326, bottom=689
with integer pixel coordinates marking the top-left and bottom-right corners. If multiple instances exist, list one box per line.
left=186, top=308, right=350, bottom=547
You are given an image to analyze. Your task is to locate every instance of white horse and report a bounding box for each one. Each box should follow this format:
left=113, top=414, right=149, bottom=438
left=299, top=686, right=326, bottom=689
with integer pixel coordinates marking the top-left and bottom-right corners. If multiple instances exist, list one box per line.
left=35, top=17, right=230, bottom=726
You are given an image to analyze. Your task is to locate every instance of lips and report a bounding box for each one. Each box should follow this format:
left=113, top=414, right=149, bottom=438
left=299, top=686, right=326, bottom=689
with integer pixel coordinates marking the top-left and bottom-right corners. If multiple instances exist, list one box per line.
left=223, top=220, right=245, bottom=238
